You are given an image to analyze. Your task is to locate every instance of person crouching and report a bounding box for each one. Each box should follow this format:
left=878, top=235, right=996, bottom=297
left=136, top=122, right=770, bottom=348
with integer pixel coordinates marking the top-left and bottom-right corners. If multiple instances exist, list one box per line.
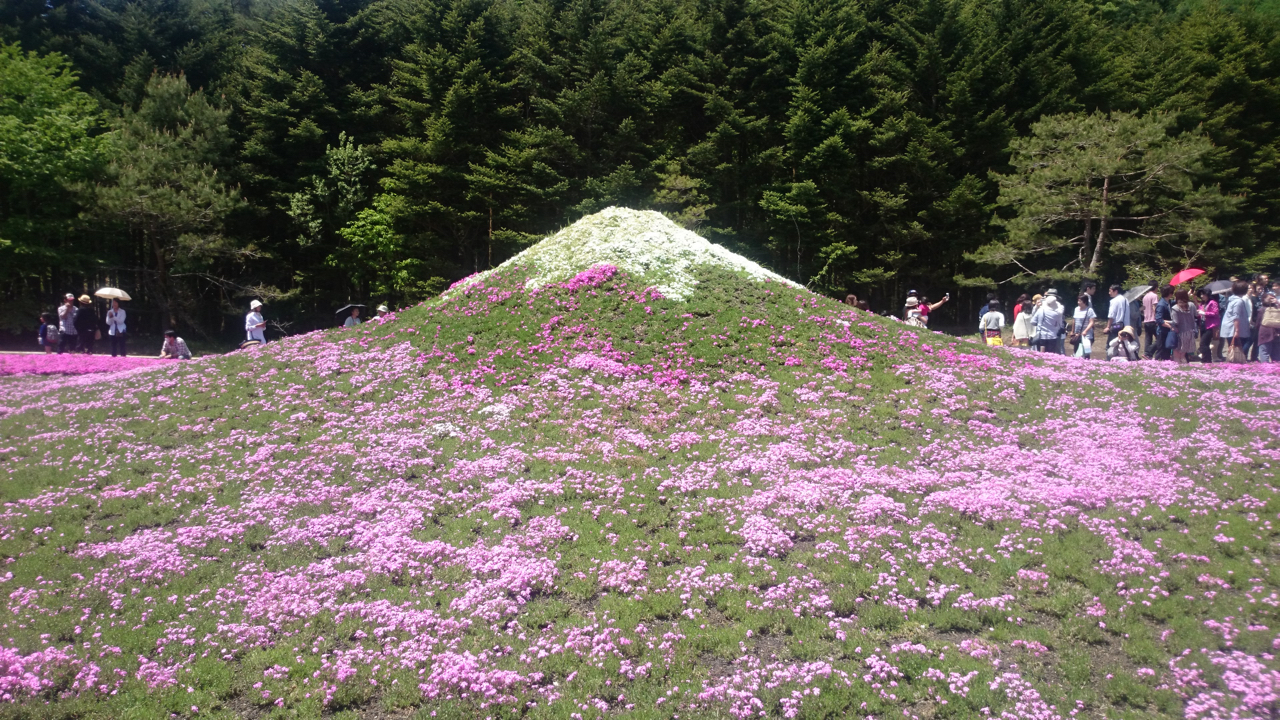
left=159, top=330, right=192, bottom=360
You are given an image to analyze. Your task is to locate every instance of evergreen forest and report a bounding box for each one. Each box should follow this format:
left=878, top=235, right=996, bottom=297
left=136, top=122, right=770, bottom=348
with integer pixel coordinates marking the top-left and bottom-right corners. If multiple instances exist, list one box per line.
left=2, top=0, right=1279, bottom=340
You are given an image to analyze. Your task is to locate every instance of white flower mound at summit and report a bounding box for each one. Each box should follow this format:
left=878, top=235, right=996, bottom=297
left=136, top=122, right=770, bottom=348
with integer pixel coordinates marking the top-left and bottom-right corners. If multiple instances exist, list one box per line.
left=451, top=207, right=802, bottom=301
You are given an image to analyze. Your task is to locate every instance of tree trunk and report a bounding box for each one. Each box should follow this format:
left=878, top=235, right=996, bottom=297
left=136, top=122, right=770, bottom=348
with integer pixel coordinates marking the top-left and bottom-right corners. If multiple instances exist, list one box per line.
left=1088, top=176, right=1110, bottom=274
left=149, top=228, right=175, bottom=332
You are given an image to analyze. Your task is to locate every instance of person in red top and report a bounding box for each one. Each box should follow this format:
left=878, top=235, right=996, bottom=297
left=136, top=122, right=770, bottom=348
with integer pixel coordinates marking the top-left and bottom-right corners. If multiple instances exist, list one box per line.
left=918, top=294, right=949, bottom=326
left=1012, top=293, right=1029, bottom=322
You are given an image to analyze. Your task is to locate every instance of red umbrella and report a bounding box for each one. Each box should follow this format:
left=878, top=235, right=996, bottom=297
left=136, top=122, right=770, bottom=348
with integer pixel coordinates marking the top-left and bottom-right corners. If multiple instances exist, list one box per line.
left=1169, top=268, right=1205, bottom=286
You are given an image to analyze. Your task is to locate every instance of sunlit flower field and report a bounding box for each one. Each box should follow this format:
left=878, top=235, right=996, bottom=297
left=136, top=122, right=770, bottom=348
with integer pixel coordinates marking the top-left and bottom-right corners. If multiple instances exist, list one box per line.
left=1, top=211, right=1278, bottom=719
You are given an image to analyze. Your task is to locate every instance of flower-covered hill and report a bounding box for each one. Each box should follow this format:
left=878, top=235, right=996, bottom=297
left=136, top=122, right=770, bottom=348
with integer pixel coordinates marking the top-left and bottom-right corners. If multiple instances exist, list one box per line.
left=1, top=209, right=1278, bottom=720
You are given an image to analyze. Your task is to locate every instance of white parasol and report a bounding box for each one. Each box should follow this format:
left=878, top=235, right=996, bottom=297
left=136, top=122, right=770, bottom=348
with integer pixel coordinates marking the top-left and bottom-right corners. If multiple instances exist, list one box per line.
left=94, top=288, right=132, bottom=301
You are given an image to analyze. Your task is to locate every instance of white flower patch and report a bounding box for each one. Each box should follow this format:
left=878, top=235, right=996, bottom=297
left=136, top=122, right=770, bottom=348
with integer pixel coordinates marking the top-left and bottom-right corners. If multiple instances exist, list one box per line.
left=447, top=207, right=801, bottom=301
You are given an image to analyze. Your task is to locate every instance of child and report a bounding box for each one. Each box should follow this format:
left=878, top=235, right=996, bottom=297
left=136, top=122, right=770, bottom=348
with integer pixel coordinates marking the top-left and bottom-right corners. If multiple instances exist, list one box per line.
left=38, top=313, right=59, bottom=354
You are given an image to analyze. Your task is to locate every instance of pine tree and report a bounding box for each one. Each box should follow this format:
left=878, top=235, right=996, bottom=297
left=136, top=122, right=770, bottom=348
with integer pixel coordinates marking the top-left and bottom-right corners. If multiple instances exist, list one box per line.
left=88, top=73, right=247, bottom=331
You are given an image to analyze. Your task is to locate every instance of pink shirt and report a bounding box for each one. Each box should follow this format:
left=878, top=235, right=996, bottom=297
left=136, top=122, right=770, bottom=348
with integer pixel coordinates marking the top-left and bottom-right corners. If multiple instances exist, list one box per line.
left=1142, top=292, right=1158, bottom=323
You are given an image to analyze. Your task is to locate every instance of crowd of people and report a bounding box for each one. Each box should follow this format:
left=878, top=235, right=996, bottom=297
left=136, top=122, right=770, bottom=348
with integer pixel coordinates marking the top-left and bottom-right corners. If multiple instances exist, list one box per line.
left=31, top=294, right=398, bottom=359
left=956, top=274, right=1279, bottom=364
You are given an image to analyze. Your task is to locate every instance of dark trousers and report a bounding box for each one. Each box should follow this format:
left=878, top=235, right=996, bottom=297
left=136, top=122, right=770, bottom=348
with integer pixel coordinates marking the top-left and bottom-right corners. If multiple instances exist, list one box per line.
left=1154, top=328, right=1171, bottom=360
left=110, top=333, right=127, bottom=357
left=57, top=333, right=76, bottom=354
left=1198, top=331, right=1219, bottom=362
left=79, top=334, right=95, bottom=354
left=1143, top=322, right=1158, bottom=358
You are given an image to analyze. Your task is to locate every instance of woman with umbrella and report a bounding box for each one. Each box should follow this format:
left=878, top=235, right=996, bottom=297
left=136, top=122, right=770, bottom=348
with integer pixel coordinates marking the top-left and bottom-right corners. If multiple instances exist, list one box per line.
left=337, top=304, right=365, bottom=327
left=96, top=288, right=131, bottom=357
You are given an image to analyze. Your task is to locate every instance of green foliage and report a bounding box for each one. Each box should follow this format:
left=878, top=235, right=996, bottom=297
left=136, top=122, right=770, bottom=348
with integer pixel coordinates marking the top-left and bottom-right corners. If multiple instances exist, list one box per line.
left=0, top=42, right=103, bottom=329
left=972, top=110, right=1238, bottom=285
left=3, top=0, right=1280, bottom=341
left=86, top=73, right=247, bottom=330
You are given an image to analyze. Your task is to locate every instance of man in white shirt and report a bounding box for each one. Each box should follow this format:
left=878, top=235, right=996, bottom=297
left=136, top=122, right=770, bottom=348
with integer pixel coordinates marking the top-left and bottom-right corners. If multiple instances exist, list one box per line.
left=245, top=300, right=266, bottom=344
left=1107, top=284, right=1130, bottom=344
left=57, top=294, right=78, bottom=355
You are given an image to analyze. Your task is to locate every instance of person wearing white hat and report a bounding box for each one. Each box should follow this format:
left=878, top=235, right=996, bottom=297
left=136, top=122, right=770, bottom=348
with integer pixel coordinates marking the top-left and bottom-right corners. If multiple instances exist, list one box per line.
left=1031, top=291, right=1064, bottom=353
left=245, top=300, right=266, bottom=344
left=376, top=304, right=389, bottom=318
left=57, top=293, right=78, bottom=355
left=903, top=296, right=925, bottom=327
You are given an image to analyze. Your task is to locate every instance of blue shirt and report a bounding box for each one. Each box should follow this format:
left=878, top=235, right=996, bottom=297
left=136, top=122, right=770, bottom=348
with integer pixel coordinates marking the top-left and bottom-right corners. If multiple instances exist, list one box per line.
left=1221, top=295, right=1252, bottom=339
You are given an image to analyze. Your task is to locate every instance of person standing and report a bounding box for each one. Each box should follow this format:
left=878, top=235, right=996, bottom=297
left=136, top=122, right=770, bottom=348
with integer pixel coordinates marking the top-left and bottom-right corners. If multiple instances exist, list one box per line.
left=1256, top=292, right=1280, bottom=363
left=903, top=297, right=926, bottom=327
left=1169, top=289, right=1196, bottom=364
left=1197, top=288, right=1221, bottom=363
left=1012, top=293, right=1029, bottom=322
left=245, top=300, right=267, bottom=344
left=56, top=294, right=78, bottom=355
left=105, top=299, right=127, bottom=356
left=918, top=294, right=948, bottom=326
left=1071, top=294, right=1097, bottom=358
left=979, top=299, right=1005, bottom=346
left=1221, top=280, right=1252, bottom=364
left=1031, top=292, right=1064, bottom=352
left=1153, top=285, right=1174, bottom=361
left=73, top=295, right=98, bottom=354
left=1106, top=284, right=1130, bottom=346
left=39, top=312, right=59, bottom=354
left=1012, top=300, right=1034, bottom=348
left=1146, top=283, right=1167, bottom=356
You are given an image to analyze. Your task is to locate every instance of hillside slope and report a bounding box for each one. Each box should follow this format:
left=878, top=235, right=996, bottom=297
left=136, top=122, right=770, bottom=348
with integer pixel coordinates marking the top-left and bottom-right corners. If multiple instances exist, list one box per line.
left=0, top=209, right=1277, bottom=719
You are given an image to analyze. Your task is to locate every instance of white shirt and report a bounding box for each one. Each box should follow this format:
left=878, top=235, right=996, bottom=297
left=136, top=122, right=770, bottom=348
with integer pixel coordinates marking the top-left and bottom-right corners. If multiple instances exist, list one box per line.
left=344, top=316, right=361, bottom=327
left=245, top=311, right=265, bottom=342
left=1108, top=294, right=1130, bottom=329
left=105, top=307, right=126, bottom=335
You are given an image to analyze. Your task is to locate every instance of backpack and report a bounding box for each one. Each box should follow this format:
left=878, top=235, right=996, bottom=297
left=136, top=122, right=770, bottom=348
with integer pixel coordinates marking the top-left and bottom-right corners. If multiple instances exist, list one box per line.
left=45, top=324, right=59, bottom=344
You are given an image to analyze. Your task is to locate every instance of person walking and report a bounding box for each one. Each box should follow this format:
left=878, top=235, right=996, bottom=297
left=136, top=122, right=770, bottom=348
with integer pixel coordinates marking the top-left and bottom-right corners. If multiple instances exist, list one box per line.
left=158, top=330, right=192, bottom=360
left=1108, top=326, right=1141, bottom=361
left=1197, top=288, right=1221, bottom=363
left=1071, top=294, right=1097, bottom=358
left=245, top=300, right=267, bottom=345
left=1031, top=292, right=1064, bottom=352
left=73, top=295, right=98, bottom=354
left=1169, top=289, right=1196, bottom=364
left=979, top=299, right=1005, bottom=346
left=56, top=294, right=78, bottom=355
left=1106, top=284, right=1131, bottom=346
left=1221, top=280, right=1253, bottom=364
left=104, top=298, right=127, bottom=357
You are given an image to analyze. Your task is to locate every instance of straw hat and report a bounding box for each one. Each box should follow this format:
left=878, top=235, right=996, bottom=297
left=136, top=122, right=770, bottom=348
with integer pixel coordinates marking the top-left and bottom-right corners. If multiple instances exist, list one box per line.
left=78, top=295, right=91, bottom=304
left=1120, top=326, right=1136, bottom=338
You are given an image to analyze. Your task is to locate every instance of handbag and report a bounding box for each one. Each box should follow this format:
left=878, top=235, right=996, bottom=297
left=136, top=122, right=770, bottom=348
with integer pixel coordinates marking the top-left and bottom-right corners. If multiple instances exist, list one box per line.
left=94, top=329, right=102, bottom=341
left=1263, top=307, right=1280, bottom=329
